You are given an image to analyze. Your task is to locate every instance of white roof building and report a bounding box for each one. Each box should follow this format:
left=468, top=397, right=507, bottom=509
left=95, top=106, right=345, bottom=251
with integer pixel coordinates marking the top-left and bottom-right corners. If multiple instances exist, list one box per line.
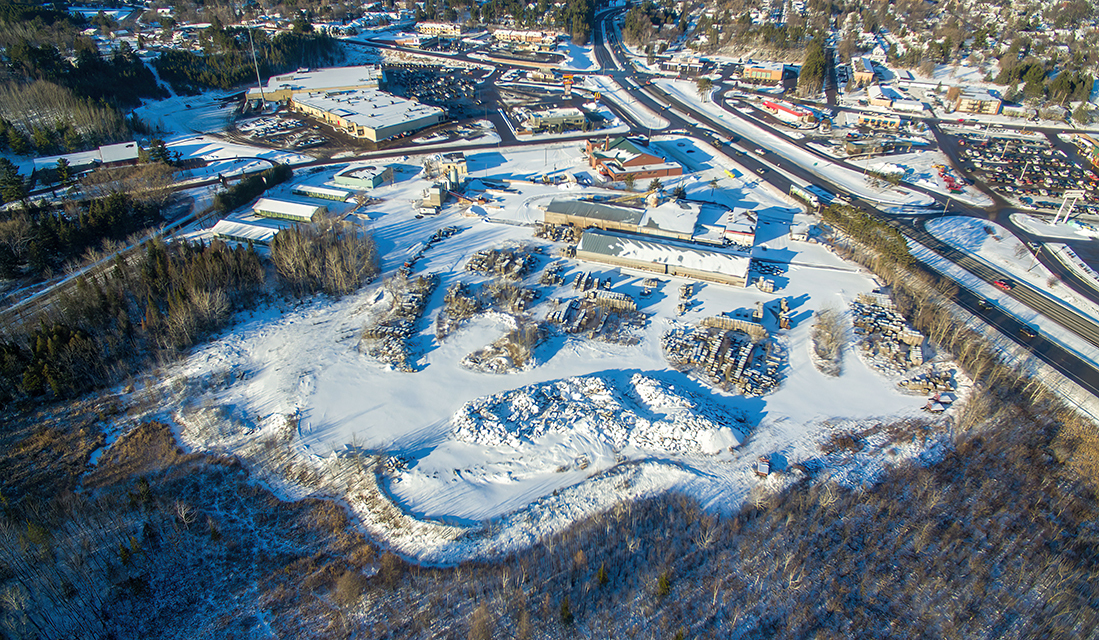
left=639, top=199, right=701, bottom=239
left=576, top=229, right=750, bottom=287
left=251, top=198, right=326, bottom=222
left=247, top=65, right=384, bottom=101
left=212, top=217, right=287, bottom=245
left=291, top=89, right=445, bottom=142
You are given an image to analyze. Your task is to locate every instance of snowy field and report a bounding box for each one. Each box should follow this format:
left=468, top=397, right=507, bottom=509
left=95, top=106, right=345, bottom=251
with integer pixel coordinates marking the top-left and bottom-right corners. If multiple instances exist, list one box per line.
left=133, top=93, right=239, bottom=136
left=557, top=40, right=599, bottom=72
left=157, top=141, right=963, bottom=562
left=164, top=135, right=314, bottom=180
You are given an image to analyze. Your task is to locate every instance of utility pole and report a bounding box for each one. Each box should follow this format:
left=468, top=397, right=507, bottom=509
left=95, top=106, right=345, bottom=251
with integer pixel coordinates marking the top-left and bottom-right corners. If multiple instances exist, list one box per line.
left=249, top=27, right=265, bottom=103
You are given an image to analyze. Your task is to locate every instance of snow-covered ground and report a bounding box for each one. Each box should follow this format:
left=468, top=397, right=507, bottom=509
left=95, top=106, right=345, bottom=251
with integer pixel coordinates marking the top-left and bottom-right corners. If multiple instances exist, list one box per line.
left=849, top=151, right=993, bottom=207
left=164, top=135, right=314, bottom=180
left=926, top=216, right=1099, bottom=325
left=159, top=140, right=962, bottom=562
left=652, top=79, right=935, bottom=207
left=557, top=40, right=599, bottom=72
left=133, top=93, right=239, bottom=136
left=1012, top=213, right=1099, bottom=241
left=582, top=75, right=670, bottom=130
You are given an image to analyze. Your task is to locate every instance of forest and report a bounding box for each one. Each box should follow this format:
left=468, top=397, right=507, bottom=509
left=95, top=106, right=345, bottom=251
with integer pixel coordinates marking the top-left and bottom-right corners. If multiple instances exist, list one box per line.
left=154, top=28, right=343, bottom=94
left=0, top=0, right=167, bottom=154
left=0, top=213, right=379, bottom=407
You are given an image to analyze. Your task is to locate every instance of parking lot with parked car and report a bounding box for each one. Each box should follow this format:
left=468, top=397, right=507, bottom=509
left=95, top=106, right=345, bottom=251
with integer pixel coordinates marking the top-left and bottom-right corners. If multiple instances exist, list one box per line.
left=955, top=133, right=1099, bottom=215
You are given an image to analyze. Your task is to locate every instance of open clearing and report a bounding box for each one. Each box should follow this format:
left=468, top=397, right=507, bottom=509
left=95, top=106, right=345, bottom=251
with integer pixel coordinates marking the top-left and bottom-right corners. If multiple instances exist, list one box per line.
left=159, top=141, right=961, bottom=562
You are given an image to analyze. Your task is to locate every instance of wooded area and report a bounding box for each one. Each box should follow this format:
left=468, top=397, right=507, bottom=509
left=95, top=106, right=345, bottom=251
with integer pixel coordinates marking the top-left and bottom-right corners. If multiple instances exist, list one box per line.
left=154, top=29, right=342, bottom=93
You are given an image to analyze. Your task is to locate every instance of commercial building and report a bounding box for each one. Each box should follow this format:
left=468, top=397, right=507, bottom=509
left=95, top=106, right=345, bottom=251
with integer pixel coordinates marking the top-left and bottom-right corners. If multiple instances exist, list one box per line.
left=844, top=138, right=914, bottom=156
left=252, top=198, right=326, bottom=222
left=247, top=65, right=384, bottom=102
left=493, top=29, right=557, bottom=48
left=741, top=62, right=788, bottom=85
left=723, top=210, right=757, bottom=247
left=291, top=89, right=445, bottom=142
left=761, top=100, right=815, bottom=124
left=521, top=107, right=587, bottom=133
left=866, top=84, right=895, bottom=108
left=334, top=165, right=394, bottom=189
left=949, top=87, right=1002, bottom=115
left=1072, top=133, right=1099, bottom=166
left=575, top=229, right=750, bottom=287
left=385, top=32, right=438, bottom=48
left=660, top=55, right=709, bottom=76
left=856, top=112, right=902, bottom=130
left=33, top=141, right=140, bottom=177
left=416, top=21, right=464, bottom=36
left=585, top=136, right=683, bottom=181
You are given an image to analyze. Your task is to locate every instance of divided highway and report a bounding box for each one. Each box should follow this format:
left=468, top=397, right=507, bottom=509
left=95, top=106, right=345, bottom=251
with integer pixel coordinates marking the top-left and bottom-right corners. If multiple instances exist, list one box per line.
left=590, top=9, right=1099, bottom=398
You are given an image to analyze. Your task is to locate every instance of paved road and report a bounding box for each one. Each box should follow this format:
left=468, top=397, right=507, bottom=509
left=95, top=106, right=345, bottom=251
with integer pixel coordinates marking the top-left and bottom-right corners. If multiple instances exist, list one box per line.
left=587, top=9, right=1099, bottom=397
left=10, top=17, right=1099, bottom=398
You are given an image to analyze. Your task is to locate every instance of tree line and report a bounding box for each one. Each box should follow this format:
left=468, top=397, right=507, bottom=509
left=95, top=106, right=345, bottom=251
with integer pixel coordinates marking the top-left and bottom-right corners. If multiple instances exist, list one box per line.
left=0, top=191, right=162, bottom=280
left=213, top=163, right=293, bottom=214
left=821, top=203, right=913, bottom=269
left=0, top=215, right=379, bottom=407
left=154, top=28, right=342, bottom=94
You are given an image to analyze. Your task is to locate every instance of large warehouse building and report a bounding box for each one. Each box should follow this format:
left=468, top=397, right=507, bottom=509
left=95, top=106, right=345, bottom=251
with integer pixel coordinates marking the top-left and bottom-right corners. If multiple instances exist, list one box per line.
left=544, top=198, right=754, bottom=247
left=576, top=230, right=750, bottom=287
left=245, top=65, right=446, bottom=142
left=252, top=198, right=326, bottom=222
left=291, top=89, right=445, bottom=142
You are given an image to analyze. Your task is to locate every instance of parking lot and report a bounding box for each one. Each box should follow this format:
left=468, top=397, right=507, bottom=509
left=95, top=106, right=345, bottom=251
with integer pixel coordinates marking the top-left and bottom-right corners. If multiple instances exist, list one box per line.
left=956, top=133, right=1099, bottom=214
left=235, top=116, right=327, bottom=149
left=384, top=67, right=480, bottom=117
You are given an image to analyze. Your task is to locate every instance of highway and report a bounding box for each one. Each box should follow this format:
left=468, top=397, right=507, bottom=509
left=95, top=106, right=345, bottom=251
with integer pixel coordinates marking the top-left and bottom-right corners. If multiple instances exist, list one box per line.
left=585, top=8, right=1099, bottom=397
left=6, top=15, right=1099, bottom=398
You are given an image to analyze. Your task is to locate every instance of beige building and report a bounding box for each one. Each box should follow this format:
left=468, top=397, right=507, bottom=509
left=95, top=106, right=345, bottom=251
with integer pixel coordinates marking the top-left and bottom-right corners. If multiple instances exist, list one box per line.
left=416, top=21, right=465, bottom=36
left=440, top=152, right=468, bottom=178
left=948, top=87, right=1002, bottom=115
left=853, top=57, right=876, bottom=86
left=291, top=89, right=445, bottom=142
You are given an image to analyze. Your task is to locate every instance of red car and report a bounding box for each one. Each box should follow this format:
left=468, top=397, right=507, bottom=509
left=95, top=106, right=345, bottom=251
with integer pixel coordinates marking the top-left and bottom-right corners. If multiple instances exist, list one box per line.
left=993, top=279, right=1015, bottom=292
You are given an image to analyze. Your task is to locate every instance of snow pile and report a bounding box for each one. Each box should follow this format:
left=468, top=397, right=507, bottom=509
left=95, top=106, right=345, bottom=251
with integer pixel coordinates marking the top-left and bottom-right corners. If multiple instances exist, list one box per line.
left=452, top=373, right=746, bottom=454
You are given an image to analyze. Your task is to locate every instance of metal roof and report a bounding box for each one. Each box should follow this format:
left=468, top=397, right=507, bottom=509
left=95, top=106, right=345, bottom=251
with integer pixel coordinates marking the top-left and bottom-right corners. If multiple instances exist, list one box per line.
left=578, top=230, right=750, bottom=277
left=545, top=199, right=645, bottom=225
